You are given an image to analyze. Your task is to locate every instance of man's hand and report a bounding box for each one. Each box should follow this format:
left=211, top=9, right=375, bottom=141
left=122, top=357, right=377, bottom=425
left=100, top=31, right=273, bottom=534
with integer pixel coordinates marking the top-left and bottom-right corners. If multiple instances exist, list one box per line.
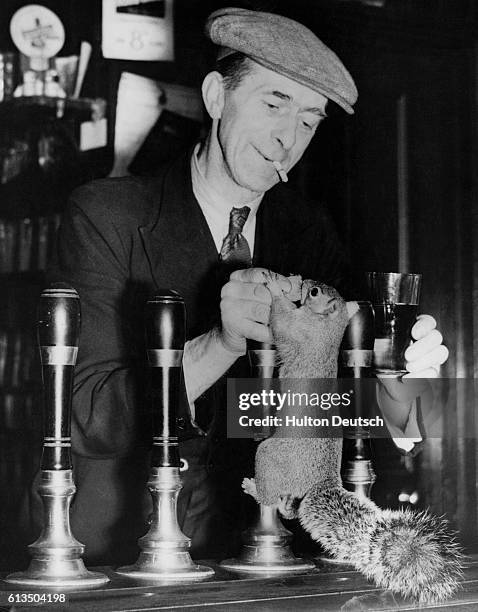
left=184, top=268, right=296, bottom=405
left=377, top=314, right=449, bottom=424
left=219, top=268, right=294, bottom=354
left=403, top=314, right=449, bottom=378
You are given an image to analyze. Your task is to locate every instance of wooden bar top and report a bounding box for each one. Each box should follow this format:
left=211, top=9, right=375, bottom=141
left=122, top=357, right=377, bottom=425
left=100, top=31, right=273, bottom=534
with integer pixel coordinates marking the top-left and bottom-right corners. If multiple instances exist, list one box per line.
left=1, top=555, right=478, bottom=611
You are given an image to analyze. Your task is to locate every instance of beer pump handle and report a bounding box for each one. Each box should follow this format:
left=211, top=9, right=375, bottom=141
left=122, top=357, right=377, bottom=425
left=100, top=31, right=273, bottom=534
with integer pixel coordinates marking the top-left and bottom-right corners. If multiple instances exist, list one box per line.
left=341, top=301, right=375, bottom=377
left=38, top=283, right=81, bottom=471
left=145, top=291, right=186, bottom=469
left=340, top=302, right=377, bottom=496
left=247, top=339, right=275, bottom=380
left=340, top=301, right=375, bottom=435
left=115, top=291, right=215, bottom=580
left=247, top=340, right=276, bottom=440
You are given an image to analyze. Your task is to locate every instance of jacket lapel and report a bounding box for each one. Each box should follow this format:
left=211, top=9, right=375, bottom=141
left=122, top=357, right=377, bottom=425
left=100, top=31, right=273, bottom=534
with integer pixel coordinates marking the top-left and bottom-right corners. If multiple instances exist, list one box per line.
left=138, top=152, right=220, bottom=335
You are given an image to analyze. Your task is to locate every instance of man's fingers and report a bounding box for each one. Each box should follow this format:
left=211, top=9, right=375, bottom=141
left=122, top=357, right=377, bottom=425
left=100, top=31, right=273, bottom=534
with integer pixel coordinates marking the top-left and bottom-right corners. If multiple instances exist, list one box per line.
left=221, top=280, right=271, bottom=303
left=405, top=344, right=449, bottom=373
left=229, top=268, right=293, bottom=293
left=221, top=297, right=271, bottom=325
left=411, top=314, right=436, bottom=340
left=230, top=268, right=271, bottom=283
left=405, top=315, right=449, bottom=374
left=404, top=329, right=443, bottom=362
left=241, top=320, right=273, bottom=344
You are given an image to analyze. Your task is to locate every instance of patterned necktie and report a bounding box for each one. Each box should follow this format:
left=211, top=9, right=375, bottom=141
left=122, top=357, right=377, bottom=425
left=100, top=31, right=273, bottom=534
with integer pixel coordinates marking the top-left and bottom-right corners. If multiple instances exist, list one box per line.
left=219, top=206, right=252, bottom=267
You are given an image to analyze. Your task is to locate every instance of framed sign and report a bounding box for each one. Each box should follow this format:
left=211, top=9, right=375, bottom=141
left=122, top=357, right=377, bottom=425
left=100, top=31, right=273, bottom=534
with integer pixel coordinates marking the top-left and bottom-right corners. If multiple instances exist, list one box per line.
left=102, top=0, right=174, bottom=61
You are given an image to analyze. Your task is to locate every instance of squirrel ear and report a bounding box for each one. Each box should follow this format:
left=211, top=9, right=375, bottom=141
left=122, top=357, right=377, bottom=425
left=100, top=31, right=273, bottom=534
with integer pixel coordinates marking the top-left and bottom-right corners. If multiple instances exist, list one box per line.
left=346, top=301, right=359, bottom=319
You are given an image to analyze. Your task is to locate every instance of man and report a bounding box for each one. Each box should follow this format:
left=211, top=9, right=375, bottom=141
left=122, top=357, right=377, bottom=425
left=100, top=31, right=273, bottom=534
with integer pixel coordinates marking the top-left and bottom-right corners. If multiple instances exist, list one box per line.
left=34, top=8, right=447, bottom=563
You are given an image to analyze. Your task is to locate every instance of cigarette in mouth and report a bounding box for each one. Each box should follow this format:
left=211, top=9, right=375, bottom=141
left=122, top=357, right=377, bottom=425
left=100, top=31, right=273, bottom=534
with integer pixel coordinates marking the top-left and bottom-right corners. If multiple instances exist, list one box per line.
left=272, top=160, right=288, bottom=183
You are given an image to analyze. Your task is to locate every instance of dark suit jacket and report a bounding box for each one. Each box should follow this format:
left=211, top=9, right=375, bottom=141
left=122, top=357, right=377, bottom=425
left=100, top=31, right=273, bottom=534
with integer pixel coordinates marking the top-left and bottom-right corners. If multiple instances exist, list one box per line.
left=49, top=150, right=351, bottom=461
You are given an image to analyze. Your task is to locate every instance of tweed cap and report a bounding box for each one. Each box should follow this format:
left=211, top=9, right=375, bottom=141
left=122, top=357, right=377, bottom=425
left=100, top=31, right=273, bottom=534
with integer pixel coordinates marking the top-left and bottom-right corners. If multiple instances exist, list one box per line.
left=205, top=7, right=357, bottom=114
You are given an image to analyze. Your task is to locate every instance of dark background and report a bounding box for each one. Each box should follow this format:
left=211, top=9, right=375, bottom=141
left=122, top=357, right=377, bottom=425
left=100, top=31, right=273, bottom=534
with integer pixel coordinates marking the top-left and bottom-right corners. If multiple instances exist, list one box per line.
left=0, top=0, right=477, bottom=569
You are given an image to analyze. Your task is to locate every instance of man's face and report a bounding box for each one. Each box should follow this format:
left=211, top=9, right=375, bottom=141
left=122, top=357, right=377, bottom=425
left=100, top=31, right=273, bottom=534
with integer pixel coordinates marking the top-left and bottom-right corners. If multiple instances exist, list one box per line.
left=214, top=62, right=328, bottom=194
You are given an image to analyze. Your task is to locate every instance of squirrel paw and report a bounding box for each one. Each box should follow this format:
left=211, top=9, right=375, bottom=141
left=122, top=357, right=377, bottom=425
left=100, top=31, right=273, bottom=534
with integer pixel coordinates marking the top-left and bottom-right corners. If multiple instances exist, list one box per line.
left=278, top=494, right=300, bottom=519
left=262, top=270, right=284, bottom=297
left=242, top=477, right=258, bottom=500
left=284, top=274, right=303, bottom=301
left=260, top=270, right=302, bottom=305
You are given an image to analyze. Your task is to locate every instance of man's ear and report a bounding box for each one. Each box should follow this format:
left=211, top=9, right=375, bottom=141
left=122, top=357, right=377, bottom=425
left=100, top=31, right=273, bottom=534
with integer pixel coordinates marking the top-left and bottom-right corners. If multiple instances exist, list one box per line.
left=202, top=71, right=225, bottom=120
left=346, top=301, right=359, bottom=320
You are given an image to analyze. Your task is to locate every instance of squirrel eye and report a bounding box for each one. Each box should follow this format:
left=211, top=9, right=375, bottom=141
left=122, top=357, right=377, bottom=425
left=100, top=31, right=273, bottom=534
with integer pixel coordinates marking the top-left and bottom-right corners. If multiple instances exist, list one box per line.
left=309, top=287, right=320, bottom=297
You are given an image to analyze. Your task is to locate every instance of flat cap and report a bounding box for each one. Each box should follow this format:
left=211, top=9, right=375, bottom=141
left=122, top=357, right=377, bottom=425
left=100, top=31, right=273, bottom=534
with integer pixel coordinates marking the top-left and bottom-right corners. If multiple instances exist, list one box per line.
left=205, top=7, right=357, bottom=114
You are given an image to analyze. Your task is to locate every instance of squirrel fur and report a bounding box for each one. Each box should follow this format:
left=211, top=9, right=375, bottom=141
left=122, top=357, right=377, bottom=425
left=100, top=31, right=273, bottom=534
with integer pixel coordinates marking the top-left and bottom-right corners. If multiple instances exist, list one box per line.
left=243, top=272, right=463, bottom=604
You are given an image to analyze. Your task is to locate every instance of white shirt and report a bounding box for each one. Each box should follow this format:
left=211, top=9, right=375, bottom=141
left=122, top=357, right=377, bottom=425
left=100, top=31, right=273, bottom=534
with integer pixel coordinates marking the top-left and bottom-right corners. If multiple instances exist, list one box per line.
left=190, top=143, right=262, bottom=255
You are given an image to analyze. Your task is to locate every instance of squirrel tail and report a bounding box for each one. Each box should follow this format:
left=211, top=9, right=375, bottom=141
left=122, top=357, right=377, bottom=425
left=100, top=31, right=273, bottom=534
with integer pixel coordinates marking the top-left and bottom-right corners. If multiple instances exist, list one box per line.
left=298, top=485, right=464, bottom=604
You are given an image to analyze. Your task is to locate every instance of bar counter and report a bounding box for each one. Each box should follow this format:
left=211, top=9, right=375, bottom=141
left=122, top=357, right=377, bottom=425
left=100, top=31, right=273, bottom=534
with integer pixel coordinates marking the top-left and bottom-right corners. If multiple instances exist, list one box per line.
left=2, top=555, right=478, bottom=611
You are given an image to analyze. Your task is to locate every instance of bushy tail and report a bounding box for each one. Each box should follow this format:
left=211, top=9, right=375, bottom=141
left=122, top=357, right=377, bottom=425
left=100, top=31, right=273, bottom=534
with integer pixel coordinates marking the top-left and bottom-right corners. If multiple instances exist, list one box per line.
left=298, top=485, right=464, bottom=604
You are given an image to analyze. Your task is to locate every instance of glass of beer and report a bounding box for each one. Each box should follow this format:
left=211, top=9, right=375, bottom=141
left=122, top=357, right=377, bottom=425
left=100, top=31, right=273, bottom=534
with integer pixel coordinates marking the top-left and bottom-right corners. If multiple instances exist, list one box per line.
left=366, top=272, right=421, bottom=375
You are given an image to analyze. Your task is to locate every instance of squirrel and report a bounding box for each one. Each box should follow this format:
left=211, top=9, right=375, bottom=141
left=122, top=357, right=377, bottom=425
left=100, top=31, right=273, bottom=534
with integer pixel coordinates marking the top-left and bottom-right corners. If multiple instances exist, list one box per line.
left=242, top=272, right=463, bottom=604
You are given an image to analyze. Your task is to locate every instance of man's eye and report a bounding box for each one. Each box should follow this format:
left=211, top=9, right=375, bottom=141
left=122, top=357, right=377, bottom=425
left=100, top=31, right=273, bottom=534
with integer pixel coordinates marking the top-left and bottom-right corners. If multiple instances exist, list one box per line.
left=265, top=102, right=279, bottom=110
left=301, top=121, right=316, bottom=131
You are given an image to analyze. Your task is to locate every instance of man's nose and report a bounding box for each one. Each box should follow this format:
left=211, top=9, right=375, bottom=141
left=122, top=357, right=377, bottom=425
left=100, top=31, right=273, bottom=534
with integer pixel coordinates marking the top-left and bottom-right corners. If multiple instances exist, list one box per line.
left=272, top=117, right=297, bottom=151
